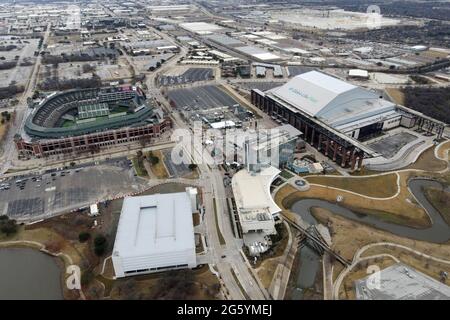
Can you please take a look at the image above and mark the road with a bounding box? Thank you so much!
[0,23,51,174]
[0,14,272,299]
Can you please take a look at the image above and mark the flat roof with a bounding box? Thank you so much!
[112,192,195,259]
[179,22,223,34]
[355,263,450,300]
[232,166,281,217]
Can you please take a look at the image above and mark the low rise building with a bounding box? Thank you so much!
[112,189,198,278]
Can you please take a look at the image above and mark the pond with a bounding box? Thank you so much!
[0,247,63,300]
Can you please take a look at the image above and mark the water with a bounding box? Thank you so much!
[289,178,450,298]
[0,248,63,300]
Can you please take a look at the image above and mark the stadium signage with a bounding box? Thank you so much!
[288,87,318,103]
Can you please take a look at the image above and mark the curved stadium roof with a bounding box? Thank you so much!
[268,71,396,127]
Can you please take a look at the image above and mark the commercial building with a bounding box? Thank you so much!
[15,86,172,158]
[251,71,445,170]
[112,189,198,278]
[232,165,280,234]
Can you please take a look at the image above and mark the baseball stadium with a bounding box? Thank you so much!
[15,85,172,158]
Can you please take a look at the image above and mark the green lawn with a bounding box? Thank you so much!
[131,157,148,177]
[280,170,294,180]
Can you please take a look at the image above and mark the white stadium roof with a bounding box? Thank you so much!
[113,193,195,260]
[267,71,396,128]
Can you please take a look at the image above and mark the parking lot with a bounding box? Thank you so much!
[367,132,418,158]
[168,85,239,110]
[159,68,214,86]
[287,66,315,77]
[0,160,147,221]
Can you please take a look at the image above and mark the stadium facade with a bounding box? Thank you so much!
[15,86,172,158]
[251,71,445,170]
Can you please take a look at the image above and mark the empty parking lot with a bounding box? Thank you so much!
[168,85,239,110]
[159,68,214,86]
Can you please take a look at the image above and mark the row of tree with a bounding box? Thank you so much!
[0,215,18,236]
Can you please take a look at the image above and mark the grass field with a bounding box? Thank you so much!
[405,145,448,171]
[213,198,226,245]
[277,171,431,229]
[146,150,168,179]
[386,87,405,105]
[0,120,10,146]
[423,187,450,226]
[436,140,450,160]
[305,173,398,198]
[131,157,148,177]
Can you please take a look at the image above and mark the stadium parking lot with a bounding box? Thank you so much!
[159,68,214,86]
[0,159,147,221]
[167,85,239,110]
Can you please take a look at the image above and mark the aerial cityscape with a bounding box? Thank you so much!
[0,0,449,304]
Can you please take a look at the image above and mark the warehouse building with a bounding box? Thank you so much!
[112,189,198,278]
[251,71,445,170]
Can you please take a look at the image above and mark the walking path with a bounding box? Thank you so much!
[332,242,450,299]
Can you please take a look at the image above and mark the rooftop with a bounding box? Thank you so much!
[112,192,195,259]
[267,71,396,127]
[232,166,281,219]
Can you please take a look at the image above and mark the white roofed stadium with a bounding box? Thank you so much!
[251,71,445,170]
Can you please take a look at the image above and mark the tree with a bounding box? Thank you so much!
[78,232,91,243]
[93,234,107,256]
[188,164,198,171]
[0,217,18,236]
[147,152,159,165]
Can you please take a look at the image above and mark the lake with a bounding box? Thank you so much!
[0,247,63,300]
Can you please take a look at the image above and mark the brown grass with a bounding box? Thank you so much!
[423,187,450,226]
[147,150,168,179]
[405,145,448,171]
[305,173,398,198]
[339,256,397,300]
[386,87,405,105]
[436,140,450,161]
[278,171,430,228]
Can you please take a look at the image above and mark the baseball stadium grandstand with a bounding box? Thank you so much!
[15,86,172,158]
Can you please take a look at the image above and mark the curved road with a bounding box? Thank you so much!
[290,178,450,243]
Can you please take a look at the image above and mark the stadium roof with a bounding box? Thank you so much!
[113,193,195,259]
[267,71,396,127]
